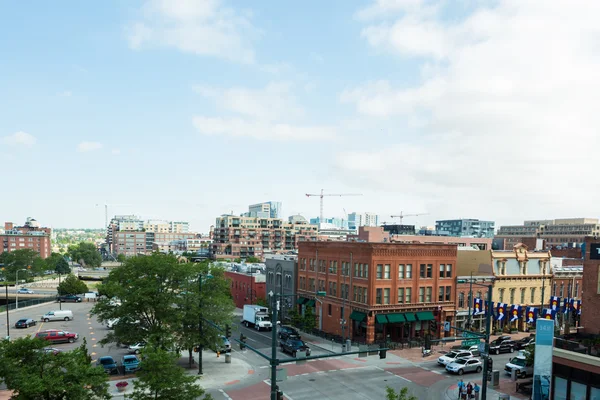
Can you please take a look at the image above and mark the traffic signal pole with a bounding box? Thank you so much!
[481,284,493,400]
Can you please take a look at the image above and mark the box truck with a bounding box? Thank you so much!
[242,305,272,331]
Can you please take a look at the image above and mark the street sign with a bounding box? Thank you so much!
[462,332,479,338]
[462,339,480,346]
[444,321,451,332]
[316,291,326,297]
[478,343,486,353]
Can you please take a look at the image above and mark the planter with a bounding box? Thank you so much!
[510,330,518,334]
[117,387,126,393]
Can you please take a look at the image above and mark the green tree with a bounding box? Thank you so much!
[244,256,261,263]
[129,347,210,400]
[67,242,102,268]
[44,252,63,272]
[288,309,302,328]
[57,274,89,295]
[0,249,38,281]
[303,306,316,331]
[116,254,126,263]
[55,257,71,275]
[0,337,110,399]
[385,386,418,400]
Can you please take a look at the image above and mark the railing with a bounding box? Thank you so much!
[0,296,56,313]
[554,337,600,357]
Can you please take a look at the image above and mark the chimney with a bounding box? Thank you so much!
[4,222,13,231]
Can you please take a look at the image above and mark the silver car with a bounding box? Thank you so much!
[445,357,483,375]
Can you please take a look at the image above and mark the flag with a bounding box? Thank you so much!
[542,308,556,320]
[496,303,506,321]
[570,299,581,315]
[577,300,582,315]
[473,298,485,315]
[562,298,571,314]
[550,296,560,311]
[510,305,521,322]
[526,307,538,323]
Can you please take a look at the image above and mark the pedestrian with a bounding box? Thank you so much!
[473,383,480,400]
[457,379,465,400]
[466,382,473,399]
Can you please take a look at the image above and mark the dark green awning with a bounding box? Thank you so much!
[296,297,307,305]
[386,313,406,323]
[404,313,417,322]
[375,314,389,324]
[415,311,435,321]
[350,310,366,322]
[305,299,316,307]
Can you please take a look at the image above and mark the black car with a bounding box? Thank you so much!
[280,338,311,357]
[489,338,516,355]
[57,294,82,303]
[15,318,36,328]
[278,325,300,341]
[516,336,535,350]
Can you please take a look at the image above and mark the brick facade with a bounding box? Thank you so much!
[582,238,600,334]
[225,271,266,309]
[1,220,51,259]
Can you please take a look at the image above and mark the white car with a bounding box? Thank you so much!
[128,342,146,354]
[438,350,476,366]
[17,288,34,294]
[106,318,119,329]
[446,358,483,375]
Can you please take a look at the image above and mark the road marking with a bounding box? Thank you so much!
[259,366,269,369]
[91,352,97,356]
[218,389,233,400]
[396,375,412,383]
[432,370,443,375]
[225,380,240,385]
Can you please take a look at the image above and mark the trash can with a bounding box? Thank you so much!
[498,394,510,400]
[491,370,500,387]
[225,353,231,364]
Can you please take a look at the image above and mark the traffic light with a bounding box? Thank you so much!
[429,320,438,331]
[225,324,231,338]
[379,349,387,359]
[240,333,247,350]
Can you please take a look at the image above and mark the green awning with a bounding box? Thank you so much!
[415,311,435,321]
[305,299,316,307]
[296,297,307,305]
[386,313,406,323]
[375,314,389,324]
[350,311,366,322]
[404,313,417,322]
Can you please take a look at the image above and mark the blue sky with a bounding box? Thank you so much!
[2,0,599,232]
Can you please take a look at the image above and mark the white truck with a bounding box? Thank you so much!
[504,351,533,379]
[242,305,272,331]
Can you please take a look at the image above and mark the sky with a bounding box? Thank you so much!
[2,0,600,232]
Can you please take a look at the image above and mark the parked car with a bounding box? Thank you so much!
[107,318,120,329]
[34,329,78,344]
[42,348,62,355]
[438,350,477,366]
[96,356,119,374]
[280,338,311,357]
[489,338,516,355]
[128,342,146,354]
[41,310,73,322]
[278,325,300,340]
[445,358,483,375]
[122,355,140,373]
[15,318,37,328]
[516,336,535,350]
[505,353,533,378]
[17,288,34,294]
[57,294,82,303]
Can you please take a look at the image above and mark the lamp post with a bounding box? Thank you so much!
[4,284,9,340]
[269,291,279,400]
[275,263,283,322]
[58,273,62,310]
[197,271,213,375]
[15,268,27,310]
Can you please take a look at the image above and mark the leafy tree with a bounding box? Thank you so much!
[129,347,210,400]
[44,252,63,272]
[288,309,303,328]
[525,343,535,365]
[245,256,261,263]
[55,257,71,275]
[303,306,317,331]
[385,386,418,400]
[57,274,89,295]
[67,242,102,268]
[0,337,110,399]
[116,254,126,263]
[0,249,38,281]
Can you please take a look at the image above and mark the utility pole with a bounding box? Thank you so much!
[198,273,204,375]
[481,284,493,400]
[4,284,9,340]
[270,292,279,400]
[467,272,473,329]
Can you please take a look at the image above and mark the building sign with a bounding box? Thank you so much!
[533,319,553,400]
[590,243,600,260]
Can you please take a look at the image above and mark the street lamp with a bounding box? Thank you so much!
[4,284,9,340]
[197,271,213,375]
[275,263,283,322]
[15,268,27,310]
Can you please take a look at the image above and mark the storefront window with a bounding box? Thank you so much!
[590,387,600,400]
[553,376,567,399]
[571,381,587,400]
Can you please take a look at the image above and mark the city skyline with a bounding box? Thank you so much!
[3,1,600,232]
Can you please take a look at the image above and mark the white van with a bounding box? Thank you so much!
[41,310,73,322]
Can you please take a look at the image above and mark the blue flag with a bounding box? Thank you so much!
[496,303,506,321]
[510,305,521,322]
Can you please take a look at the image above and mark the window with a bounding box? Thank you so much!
[439,287,444,302]
[406,264,412,278]
[446,264,452,278]
[530,288,536,303]
[377,264,383,279]
[353,285,357,302]
[510,288,515,304]
[328,304,332,316]
[398,264,405,279]
[559,283,564,298]
[384,264,390,279]
[575,282,579,297]
[420,264,426,278]
[383,288,390,304]
[520,288,525,304]
[376,288,382,304]
[405,288,411,303]
[426,287,432,302]
[553,283,557,296]
[398,288,404,304]
[419,287,425,303]
[458,292,465,308]
[445,286,451,302]
[364,264,368,278]
[427,264,432,278]
[499,289,504,303]
[354,263,359,277]
[439,264,445,278]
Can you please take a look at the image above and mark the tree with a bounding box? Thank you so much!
[57,274,89,295]
[0,249,39,281]
[44,252,64,272]
[0,337,110,399]
[244,256,261,263]
[129,347,210,400]
[55,257,71,275]
[385,386,418,400]
[303,306,317,331]
[67,242,102,268]
[288,309,303,328]
[116,254,126,263]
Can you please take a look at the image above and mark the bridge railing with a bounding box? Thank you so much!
[0,296,56,313]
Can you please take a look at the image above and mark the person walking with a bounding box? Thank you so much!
[466,382,474,399]
[457,379,465,400]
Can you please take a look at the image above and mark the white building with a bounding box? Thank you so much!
[347,212,380,230]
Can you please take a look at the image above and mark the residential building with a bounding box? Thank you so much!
[310,217,348,229]
[185,237,212,252]
[348,227,391,243]
[435,219,495,238]
[211,215,318,260]
[382,224,416,236]
[1,219,52,259]
[582,237,600,333]
[550,261,583,301]
[296,241,457,344]
[391,234,492,250]
[246,201,282,219]
[225,270,266,309]
[347,212,380,230]
[496,218,600,249]
[288,214,307,224]
[265,255,297,322]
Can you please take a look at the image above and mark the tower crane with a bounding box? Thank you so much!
[305,189,362,222]
[390,212,429,224]
[95,203,133,228]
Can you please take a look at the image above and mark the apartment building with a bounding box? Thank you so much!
[391,234,493,250]
[211,215,318,260]
[435,219,495,238]
[496,218,600,249]
[296,241,457,344]
[347,212,380,230]
[1,218,52,259]
[245,201,282,219]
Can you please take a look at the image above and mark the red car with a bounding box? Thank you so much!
[34,329,78,344]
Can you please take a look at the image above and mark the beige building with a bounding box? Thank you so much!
[496,218,600,248]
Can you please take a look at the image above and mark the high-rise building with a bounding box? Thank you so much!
[435,219,495,238]
[309,217,348,229]
[1,219,52,259]
[347,212,380,230]
[496,218,600,249]
[246,201,282,219]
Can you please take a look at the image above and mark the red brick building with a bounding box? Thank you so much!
[1,219,51,259]
[582,237,600,334]
[296,241,457,344]
[225,270,267,309]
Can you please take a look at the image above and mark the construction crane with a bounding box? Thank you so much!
[95,203,133,228]
[390,212,429,224]
[305,189,362,222]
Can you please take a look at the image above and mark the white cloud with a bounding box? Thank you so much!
[337,0,600,222]
[193,82,335,141]
[111,148,121,155]
[2,131,36,147]
[77,142,103,152]
[127,0,256,64]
